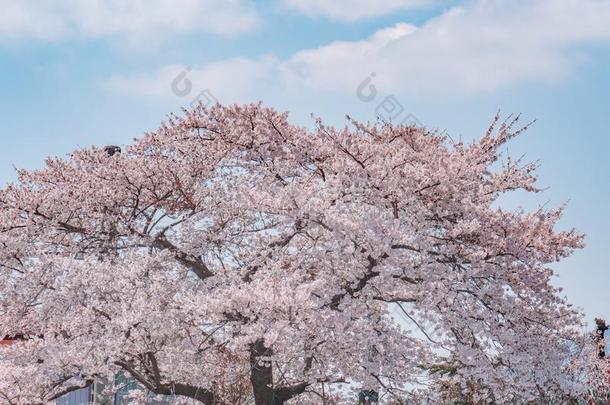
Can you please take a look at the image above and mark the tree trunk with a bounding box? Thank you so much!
[250,339,279,405]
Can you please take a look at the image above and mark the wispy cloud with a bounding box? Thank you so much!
[0,0,261,44]
[282,0,439,21]
[106,56,279,103]
[106,0,610,100]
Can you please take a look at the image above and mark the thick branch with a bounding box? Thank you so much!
[274,376,346,403]
[326,254,383,310]
[115,360,215,404]
[152,236,213,280]
[47,379,93,401]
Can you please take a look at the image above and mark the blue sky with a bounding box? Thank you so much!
[0,0,609,325]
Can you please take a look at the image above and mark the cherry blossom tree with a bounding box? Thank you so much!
[0,103,587,404]
[564,319,610,404]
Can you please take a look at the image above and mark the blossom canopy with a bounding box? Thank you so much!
[0,103,586,404]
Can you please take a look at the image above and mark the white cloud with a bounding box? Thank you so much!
[280,23,418,92]
[106,56,280,103]
[0,0,261,43]
[281,0,610,93]
[106,0,610,100]
[282,0,436,21]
